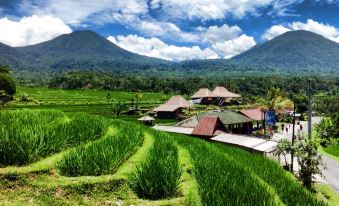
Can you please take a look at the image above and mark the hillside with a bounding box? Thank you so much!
[0,110,325,205]
[0,30,171,72]
[232,30,339,72]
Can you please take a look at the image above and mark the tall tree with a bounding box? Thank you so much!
[0,65,16,106]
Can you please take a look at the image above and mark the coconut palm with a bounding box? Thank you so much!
[257,88,293,111]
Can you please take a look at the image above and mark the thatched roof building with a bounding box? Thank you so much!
[153,95,192,119]
[191,88,217,99]
[212,86,241,98]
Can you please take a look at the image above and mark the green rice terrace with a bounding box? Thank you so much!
[0,110,326,205]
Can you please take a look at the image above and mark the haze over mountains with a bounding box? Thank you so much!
[0,29,338,76]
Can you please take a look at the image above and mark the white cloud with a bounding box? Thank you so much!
[262,25,291,40]
[19,0,148,25]
[150,0,275,19]
[198,24,242,44]
[0,15,72,47]
[262,19,339,43]
[290,19,339,42]
[212,34,256,58]
[107,34,219,61]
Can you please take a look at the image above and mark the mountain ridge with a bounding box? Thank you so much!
[0,29,338,77]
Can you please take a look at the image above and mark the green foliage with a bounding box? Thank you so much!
[0,66,16,95]
[295,136,324,190]
[316,113,339,147]
[324,144,339,158]
[58,121,144,176]
[47,71,339,100]
[0,110,108,166]
[112,101,129,116]
[274,139,293,169]
[129,131,181,200]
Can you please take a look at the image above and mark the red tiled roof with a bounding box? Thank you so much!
[192,117,225,137]
[240,109,264,121]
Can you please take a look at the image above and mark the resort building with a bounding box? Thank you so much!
[191,116,227,138]
[191,86,241,105]
[153,95,193,119]
[176,110,254,135]
[191,88,217,104]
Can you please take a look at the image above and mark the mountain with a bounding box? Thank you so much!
[0,30,171,72]
[0,30,339,78]
[232,30,339,72]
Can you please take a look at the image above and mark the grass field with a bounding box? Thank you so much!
[0,110,329,206]
[15,87,169,105]
[324,144,339,158]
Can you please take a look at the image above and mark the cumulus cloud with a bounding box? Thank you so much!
[150,0,277,19]
[262,19,339,43]
[0,15,72,47]
[262,25,291,40]
[212,34,256,58]
[107,34,218,61]
[290,19,339,42]
[19,0,148,25]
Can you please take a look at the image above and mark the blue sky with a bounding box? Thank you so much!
[0,0,339,61]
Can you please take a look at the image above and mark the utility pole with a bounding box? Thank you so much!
[307,79,312,140]
[291,102,296,172]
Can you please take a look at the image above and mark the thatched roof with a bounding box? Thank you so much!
[153,104,180,112]
[153,95,192,112]
[212,86,241,98]
[138,116,155,121]
[166,95,193,108]
[191,88,217,98]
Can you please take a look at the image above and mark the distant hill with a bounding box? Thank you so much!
[0,30,338,78]
[232,30,339,73]
[0,30,171,73]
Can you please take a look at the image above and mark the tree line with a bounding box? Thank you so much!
[48,71,338,101]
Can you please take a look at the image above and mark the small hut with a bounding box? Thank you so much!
[138,115,155,126]
[191,88,217,104]
[153,95,193,119]
[192,117,226,138]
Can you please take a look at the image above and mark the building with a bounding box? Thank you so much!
[191,86,241,105]
[239,108,264,129]
[176,110,253,134]
[138,115,155,126]
[191,88,217,104]
[153,95,193,119]
[212,86,241,99]
[192,116,226,138]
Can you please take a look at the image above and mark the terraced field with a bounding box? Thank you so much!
[0,110,326,205]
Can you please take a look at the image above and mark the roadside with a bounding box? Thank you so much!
[272,119,339,195]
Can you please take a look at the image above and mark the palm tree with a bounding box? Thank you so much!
[135,93,143,109]
[257,88,293,111]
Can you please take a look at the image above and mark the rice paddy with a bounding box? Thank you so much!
[0,109,328,205]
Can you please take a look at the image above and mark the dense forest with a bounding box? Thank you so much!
[46,71,339,99]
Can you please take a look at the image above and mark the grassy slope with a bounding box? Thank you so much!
[0,111,327,205]
[323,145,339,158]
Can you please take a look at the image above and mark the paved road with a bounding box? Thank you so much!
[322,154,339,192]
